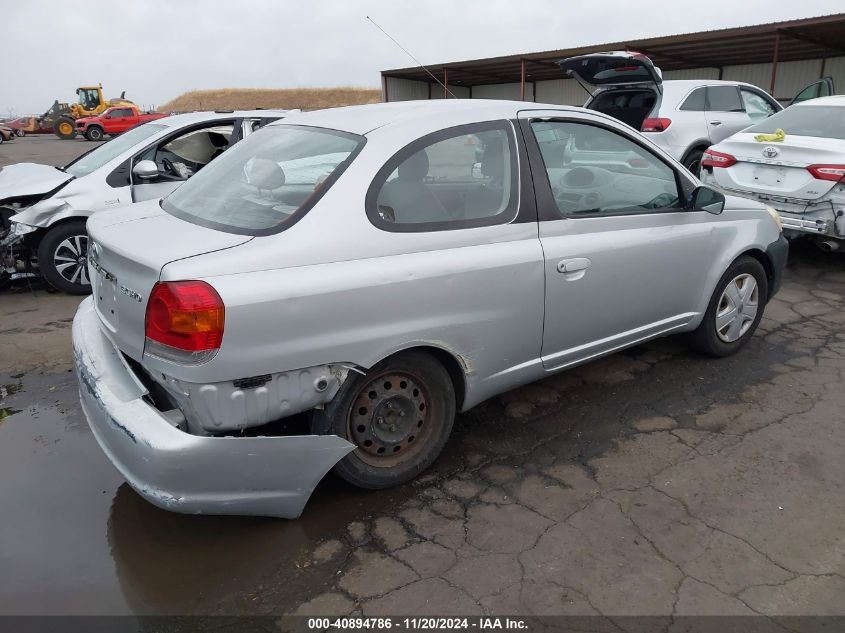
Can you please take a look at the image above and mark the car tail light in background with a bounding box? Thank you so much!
[145,281,224,363]
[641,118,672,132]
[701,149,737,168]
[806,164,845,182]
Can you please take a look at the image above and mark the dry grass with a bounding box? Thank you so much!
[158,87,382,113]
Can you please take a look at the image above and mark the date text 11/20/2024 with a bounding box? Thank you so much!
[306,618,529,630]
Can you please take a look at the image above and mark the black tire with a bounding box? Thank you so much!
[683,148,704,177]
[312,351,456,489]
[53,117,77,140]
[85,126,104,141]
[37,221,92,295]
[687,256,768,357]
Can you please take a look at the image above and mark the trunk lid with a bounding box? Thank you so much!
[0,163,73,201]
[710,133,844,201]
[557,51,663,93]
[87,200,252,361]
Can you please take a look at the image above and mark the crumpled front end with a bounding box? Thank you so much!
[72,297,355,518]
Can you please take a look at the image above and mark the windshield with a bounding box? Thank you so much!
[745,105,845,140]
[65,123,166,177]
[161,125,365,236]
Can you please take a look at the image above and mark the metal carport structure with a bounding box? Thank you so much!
[381,13,845,104]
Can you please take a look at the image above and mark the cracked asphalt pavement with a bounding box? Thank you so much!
[1,138,844,622]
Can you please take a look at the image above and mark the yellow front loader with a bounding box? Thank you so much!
[43,85,136,139]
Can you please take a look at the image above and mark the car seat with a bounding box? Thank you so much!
[377,150,450,223]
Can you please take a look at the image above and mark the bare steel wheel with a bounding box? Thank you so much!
[715,273,759,343]
[312,351,456,489]
[688,255,767,357]
[349,372,432,467]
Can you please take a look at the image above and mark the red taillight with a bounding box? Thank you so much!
[145,281,224,355]
[807,164,845,182]
[641,118,672,133]
[701,149,737,168]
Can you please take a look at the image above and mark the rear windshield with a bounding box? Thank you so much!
[562,57,655,86]
[162,125,364,235]
[745,105,845,140]
[65,123,165,177]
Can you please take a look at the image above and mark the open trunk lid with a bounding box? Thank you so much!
[0,163,73,201]
[556,51,663,93]
[86,200,252,361]
[709,133,845,201]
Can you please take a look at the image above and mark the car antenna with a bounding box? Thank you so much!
[366,15,457,99]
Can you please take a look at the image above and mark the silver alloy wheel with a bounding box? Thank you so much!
[53,234,90,286]
[715,273,758,343]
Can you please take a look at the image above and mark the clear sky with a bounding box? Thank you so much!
[3,0,842,115]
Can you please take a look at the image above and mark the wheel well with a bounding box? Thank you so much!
[384,346,467,411]
[739,248,775,301]
[681,143,709,164]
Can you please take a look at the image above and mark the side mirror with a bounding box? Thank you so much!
[103,114,111,119]
[690,185,725,215]
[132,160,159,180]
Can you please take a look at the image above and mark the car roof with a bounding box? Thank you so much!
[158,109,296,128]
[269,100,584,135]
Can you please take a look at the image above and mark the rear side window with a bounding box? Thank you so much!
[745,105,845,140]
[679,88,706,111]
[366,121,518,231]
[162,125,365,235]
[707,86,744,112]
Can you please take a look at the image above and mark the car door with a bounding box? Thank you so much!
[705,85,751,144]
[519,110,723,370]
[131,120,235,202]
[789,77,834,106]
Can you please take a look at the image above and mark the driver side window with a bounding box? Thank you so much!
[531,121,681,218]
[135,122,234,181]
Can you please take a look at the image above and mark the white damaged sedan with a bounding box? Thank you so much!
[73,100,787,518]
[699,95,845,251]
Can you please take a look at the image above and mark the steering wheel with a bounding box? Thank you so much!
[641,192,677,210]
[161,157,175,175]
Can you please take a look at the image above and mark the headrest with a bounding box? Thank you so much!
[245,158,285,190]
[208,131,230,148]
[481,139,505,182]
[398,150,429,181]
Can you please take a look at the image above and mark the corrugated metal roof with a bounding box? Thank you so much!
[382,13,845,87]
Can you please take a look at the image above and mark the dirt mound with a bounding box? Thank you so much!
[158,87,382,112]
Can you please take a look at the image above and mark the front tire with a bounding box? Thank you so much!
[85,126,104,141]
[37,221,92,295]
[15,129,25,137]
[688,256,768,357]
[312,351,456,489]
[54,117,77,140]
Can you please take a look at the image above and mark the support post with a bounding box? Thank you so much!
[520,58,526,101]
[769,31,780,95]
[444,69,449,99]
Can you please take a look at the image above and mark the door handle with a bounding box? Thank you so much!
[709,120,722,126]
[557,258,591,273]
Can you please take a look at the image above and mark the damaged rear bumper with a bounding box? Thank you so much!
[72,297,355,518]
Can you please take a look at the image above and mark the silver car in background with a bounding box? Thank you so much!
[557,51,833,173]
[700,95,845,251]
[73,100,787,519]
[0,110,293,293]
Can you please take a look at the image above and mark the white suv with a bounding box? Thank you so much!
[558,51,834,174]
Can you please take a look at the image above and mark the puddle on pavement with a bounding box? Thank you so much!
[0,370,410,616]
